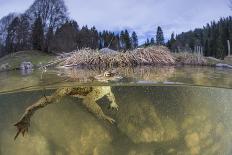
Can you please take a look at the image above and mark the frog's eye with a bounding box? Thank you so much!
[104,72,111,77]
[104,73,110,77]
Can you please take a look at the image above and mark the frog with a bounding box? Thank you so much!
[14,70,122,140]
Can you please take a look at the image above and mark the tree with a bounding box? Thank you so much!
[0,13,17,46]
[167,17,232,58]
[52,21,79,52]
[144,38,150,47]
[114,34,120,50]
[26,0,68,30]
[124,30,132,50]
[18,14,31,50]
[78,25,91,49]
[5,17,20,53]
[5,15,31,54]
[0,13,17,56]
[32,16,44,50]
[90,26,98,49]
[167,33,176,50]
[156,26,164,45]
[131,31,138,49]
[120,31,125,50]
[98,32,103,49]
[150,38,155,45]
[0,43,4,57]
[44,26,54,52]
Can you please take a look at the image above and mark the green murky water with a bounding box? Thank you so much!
[0,66,232,155]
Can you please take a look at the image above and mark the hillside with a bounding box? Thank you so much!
[0,50,54,71]
[167,17,232,59]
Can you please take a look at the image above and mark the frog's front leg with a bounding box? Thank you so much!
[106,91,119,111]
[82,96,115,124]
[99,86,119,110]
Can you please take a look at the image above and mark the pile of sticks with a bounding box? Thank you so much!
[54,46,175,68]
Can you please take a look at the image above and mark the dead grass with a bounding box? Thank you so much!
[173,52,208,65]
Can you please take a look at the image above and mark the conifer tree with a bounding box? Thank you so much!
[120,31,125,50]
[124,29,132,50]
[150,38,155,45]
[145,38,150,47]
[167,17,232,58]
[131,31,138,49]
[32,16,44,50]
[44,26,54,53]
[156,26,164,45]
[167,33,176,50]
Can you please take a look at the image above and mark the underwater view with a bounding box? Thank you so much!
[1,0,232,154]
[0,66,232,155]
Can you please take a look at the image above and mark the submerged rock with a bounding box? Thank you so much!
[117,101,165,143]
[34,99,113,155]
[1,131,51,155]
[180,101,231,155]
[0,63,11,71]
[20,61,33,70]
[116,97,179,143]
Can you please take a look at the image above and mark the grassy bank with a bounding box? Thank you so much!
[0,50,54,71]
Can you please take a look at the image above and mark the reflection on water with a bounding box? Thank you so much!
[0,86,232,155]
[20,69,33,76]
[1,66,232,94]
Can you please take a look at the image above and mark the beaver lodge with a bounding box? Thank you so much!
[48,46,175,68]
[45,45,215,68]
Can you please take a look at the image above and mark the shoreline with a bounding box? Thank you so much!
[1,46,232,72]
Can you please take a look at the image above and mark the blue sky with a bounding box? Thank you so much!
[0,0,231,44]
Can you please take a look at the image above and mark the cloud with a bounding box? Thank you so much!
[66,0,232,43]
[0,0,231,44]
[0,0,33,15]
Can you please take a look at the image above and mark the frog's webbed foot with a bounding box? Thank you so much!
[106,92,119,111]
[110,102,119,111]
[13,88,71,140]
[103,115,115,124]
[14,117,30,140]
[82,97,116,124]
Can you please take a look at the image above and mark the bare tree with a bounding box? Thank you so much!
[0,13,18,45]
[5,14,31,54]
[25,0,68,30]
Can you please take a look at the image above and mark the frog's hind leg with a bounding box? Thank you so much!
[14,88,73,140]
[82,97,115,124]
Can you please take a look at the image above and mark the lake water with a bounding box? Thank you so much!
[0,66,232,155]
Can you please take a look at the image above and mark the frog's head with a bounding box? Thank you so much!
[95,70,122,82]
[103,70,116,77]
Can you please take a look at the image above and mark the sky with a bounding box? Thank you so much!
[0,0,231,44]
